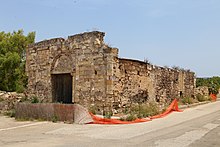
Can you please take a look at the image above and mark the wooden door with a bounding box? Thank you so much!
[52,74,72,103]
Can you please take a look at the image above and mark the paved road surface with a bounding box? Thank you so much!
[0,101,220,147]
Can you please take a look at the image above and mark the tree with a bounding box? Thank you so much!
[196,77,220,95]
[0,30,35,92]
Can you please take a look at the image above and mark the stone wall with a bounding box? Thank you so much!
[112,58,195,113]
[26,31,195,114]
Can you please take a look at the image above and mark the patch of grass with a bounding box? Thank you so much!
[16,117,33,121]
[131,102,160,118]
[180,97,194,105]
[125,114,137,121]
[51,115,58,123]
[16,117,47,122]
[121,102,160,120]
[4,109,15,118]
[103,111,113,119]
[146,102,160,116]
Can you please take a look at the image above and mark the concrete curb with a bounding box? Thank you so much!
[179,98,220,109]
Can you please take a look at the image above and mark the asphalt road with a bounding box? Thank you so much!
[0,101,220,147]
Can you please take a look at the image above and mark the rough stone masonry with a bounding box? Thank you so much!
[26,31,195,114]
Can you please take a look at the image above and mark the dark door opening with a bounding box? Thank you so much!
[180,91,183,97]
[52,74,72,103]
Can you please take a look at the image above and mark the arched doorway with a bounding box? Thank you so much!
[51,54,75,103]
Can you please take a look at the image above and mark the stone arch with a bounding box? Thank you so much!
[50,53,76,103]
[51,53,75,74]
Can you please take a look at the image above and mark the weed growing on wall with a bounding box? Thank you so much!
[31,96,39,103]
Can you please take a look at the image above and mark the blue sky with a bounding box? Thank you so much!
[1,0,220,77]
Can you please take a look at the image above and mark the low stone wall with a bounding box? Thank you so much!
[15,103,93,124]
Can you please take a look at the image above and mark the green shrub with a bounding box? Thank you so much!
[16,117,31,121]
[196,94,208,102]
[31,96,39,103]
[125,114,137,121]
[51,115,58,123]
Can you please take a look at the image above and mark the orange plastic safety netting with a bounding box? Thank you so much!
[210,94,217,101]
[88,98,182,124]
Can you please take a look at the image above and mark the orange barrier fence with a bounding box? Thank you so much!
[150,98,182,119]
[89,112,151,124]
[210,94,217,101]
[88,98,182,124]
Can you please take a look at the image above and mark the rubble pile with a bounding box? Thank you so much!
[0,91,25,112]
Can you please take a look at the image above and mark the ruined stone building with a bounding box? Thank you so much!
[26,31,195,114]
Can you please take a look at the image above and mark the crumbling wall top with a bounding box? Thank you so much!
[119,58,151,66]
[119,58,195,74]
[28,38,65,48]
[28,31,105,49]
[68,31,105,42]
